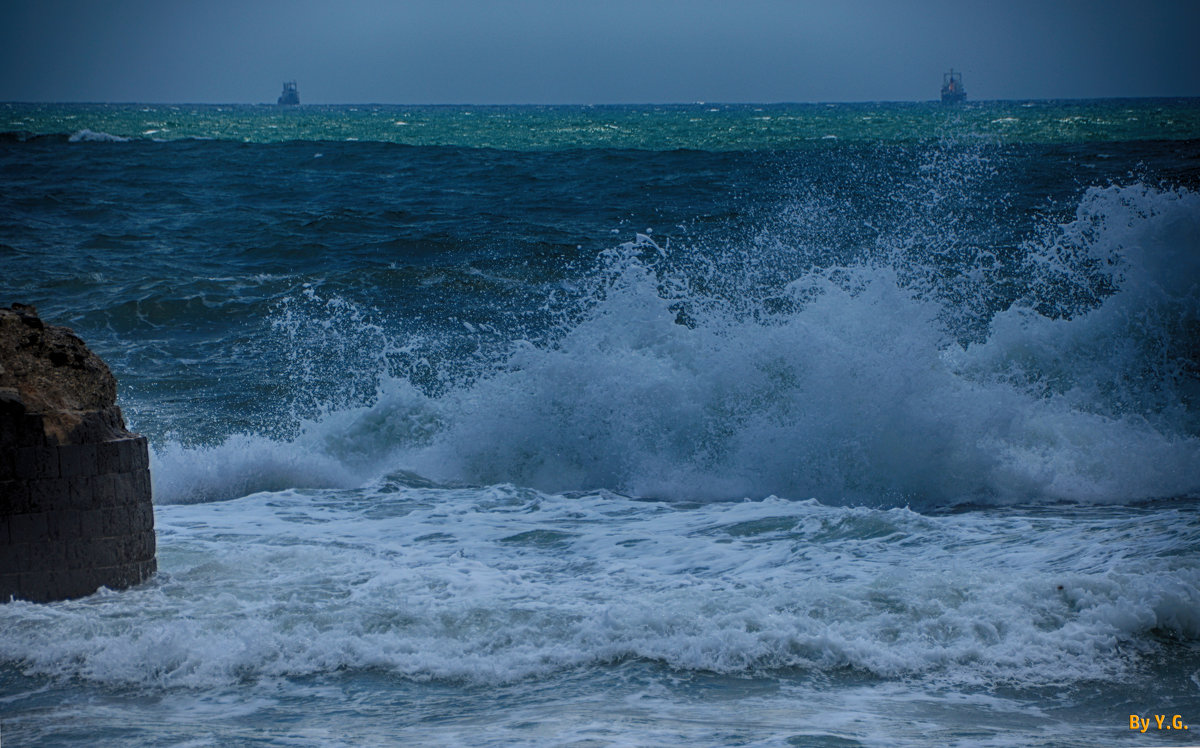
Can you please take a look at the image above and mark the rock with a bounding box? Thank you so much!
[1,303,156,603]
[0,303,129,446]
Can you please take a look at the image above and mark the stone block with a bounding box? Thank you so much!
[33,446,59,479]
[66,537,97,569]
[61,574,94,600]
[88,537,118,568]
[123,564,146,587]
[107,472,132,506]
[107,439,127,473]
[27,477,70,513]
[44,508,81,542]
[128,530,155,561]
[121,505,141,534]
[125,470,141,501]
[91,473,115,507]
[110,471,137,506]
[95,441,120,475]
[125,534,146,565]
[120,438,140,472]
[114,472,140,506]
[54,568,100,600]
[26,538,69,571]
[58,442,98,478]
[0,448,13,480]
[100,506,126,536]
[130,500,155,532]
[18,570,56,602]
[134,508,153,538]
[75,508,103,541]
[87,565,117,591]
[82,473,106,506]
[136,468,153,500]
[0,540,25,573]
[0,414,17,451]
[9,512,49,544]
[134,471,150,501]
[0,480,28,515]
[118,536,137,566]
[67,475,93,509]
[63,537,89,570]
[18,413,45,447]
[15,539,42,572]
[118,471,142,505]
[89,473,117,507]
[105,563,144,589]
[122,534,142,565]
[13,446,38,480]
[0,571,18,601]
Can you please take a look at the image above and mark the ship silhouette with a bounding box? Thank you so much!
[277,81,300,106]
[941,69,966,103]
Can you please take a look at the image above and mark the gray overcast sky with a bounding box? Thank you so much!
[2,0,1198,104]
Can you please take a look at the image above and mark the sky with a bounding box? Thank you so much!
[2,0,1199,105]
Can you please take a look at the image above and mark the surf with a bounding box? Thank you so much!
[152,179,1200,507]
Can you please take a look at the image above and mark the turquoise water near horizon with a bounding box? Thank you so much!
[6,98,1200,148]
[1,99,1199,746]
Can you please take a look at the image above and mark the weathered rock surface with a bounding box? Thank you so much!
[1,303,156,602]
[0,302,129,446]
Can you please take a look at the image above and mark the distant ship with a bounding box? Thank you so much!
[941,69,966,103]
[277,81,300,106]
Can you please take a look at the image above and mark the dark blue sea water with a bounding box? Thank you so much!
[2,101,1200,746]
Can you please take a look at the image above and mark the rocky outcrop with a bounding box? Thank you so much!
[1,303,156,602]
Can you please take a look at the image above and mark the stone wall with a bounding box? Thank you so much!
[1,304,156,603]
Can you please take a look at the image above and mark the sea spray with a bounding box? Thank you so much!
[151,182,1200,505]
[962,184,1200,428]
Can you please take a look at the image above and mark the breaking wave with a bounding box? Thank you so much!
[153,182,1200,507]
[67,129,130,143]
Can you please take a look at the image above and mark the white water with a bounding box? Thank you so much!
[2,488,1197,691]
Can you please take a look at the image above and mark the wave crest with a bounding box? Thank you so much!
[68,129,130,143]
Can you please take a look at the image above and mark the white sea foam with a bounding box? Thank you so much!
[0,489,1195,691]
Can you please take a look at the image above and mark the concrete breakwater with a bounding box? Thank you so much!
[1,303,155,602]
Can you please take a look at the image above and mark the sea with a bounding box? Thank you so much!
[1,99,1199,747]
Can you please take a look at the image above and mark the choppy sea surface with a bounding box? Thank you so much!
[2,99,1200,746]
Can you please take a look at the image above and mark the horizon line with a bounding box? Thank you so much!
[4,95,1200,108]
